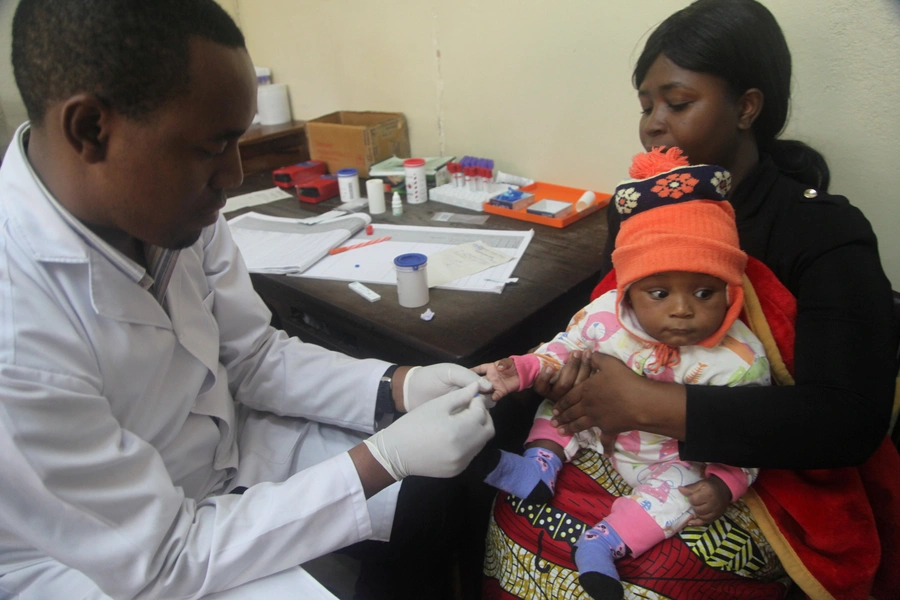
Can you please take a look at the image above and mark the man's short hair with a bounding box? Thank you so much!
[12,0,246,126]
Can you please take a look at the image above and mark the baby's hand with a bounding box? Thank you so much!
[471,358,521,401]
[679,475,731,527]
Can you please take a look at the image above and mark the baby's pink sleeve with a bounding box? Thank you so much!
[705,464,757,501]
[511,354,542,391]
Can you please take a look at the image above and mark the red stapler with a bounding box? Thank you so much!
[295,175,339,203]
[272,160,327,190]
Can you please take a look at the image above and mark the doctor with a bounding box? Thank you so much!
[0,1,495,599]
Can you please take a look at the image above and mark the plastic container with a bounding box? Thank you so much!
[392,191,403,216]
[366,178,386,214]
[337,168,360,203]
[394,253,429,308]
[404,158,428,205]
[257,83,291,125]
[482,181,611,228]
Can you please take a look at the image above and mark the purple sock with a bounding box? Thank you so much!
[575,520,627,599]
[484,447,562,502]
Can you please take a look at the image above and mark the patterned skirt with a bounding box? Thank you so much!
[483,449,793,599]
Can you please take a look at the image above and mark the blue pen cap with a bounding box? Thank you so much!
[394,253,427,270]
[337,168,358,177]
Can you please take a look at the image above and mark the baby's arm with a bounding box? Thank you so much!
[680,464,758,526]
[472,357,522,401]
[679,476,732,526]
[474,294,614,401]
[472,354,549,401]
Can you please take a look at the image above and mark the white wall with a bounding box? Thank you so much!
[232,0,900,289]
[0,0,26,154]
[2,1,896,286]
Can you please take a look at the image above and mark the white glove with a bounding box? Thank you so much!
[402,363,492,412]
[364,382,494,480]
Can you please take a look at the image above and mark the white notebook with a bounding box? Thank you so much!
[227,211,371,274]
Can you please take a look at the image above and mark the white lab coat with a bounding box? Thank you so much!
[0,124,398,599]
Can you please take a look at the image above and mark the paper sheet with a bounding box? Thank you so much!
[426,241,512,287]
[224,186,293,212]
[294,224,533,293]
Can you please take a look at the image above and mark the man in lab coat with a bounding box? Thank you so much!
[0,1,496,598]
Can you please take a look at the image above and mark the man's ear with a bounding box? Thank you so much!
[59,94,111,164]
[737,88,764,131]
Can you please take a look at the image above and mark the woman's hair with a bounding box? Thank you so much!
[633,0,830,190]
[12,0,245,127]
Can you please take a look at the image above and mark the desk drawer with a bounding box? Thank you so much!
[282,311,364,359]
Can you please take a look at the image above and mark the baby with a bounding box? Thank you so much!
[475,148,769,600]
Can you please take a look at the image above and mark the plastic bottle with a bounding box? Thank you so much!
[392,191,403,216]
[403,158,428,204]
[337,168,360,203]
[394,253,429,307]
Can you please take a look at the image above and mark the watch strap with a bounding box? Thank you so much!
[375,364,400,419]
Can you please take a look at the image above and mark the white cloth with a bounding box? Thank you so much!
[0,123,396,599]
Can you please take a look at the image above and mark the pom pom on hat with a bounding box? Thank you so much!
[628,146,689,179]
[611,147,746,349]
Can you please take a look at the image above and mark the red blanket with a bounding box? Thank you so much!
[589,258,900,600]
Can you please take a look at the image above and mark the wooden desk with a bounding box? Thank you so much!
[228,172,609,367]
[238,121,309,176]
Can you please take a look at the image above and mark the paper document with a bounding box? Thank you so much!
[224,186,293,212]
[295,224,533,293]
[228,211,371,274]
[427,241,512,287]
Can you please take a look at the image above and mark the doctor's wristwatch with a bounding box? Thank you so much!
[375,364,400,421]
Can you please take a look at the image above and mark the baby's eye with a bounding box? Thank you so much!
[695,289,714,299]
[649,290,668,299]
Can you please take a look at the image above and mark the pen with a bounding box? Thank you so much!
[329,235,392,255]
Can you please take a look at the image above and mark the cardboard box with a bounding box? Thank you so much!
[305,111,411,177]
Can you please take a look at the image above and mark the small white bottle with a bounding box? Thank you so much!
[392,191,403,216]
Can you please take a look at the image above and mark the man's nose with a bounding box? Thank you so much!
[212,144,244,191]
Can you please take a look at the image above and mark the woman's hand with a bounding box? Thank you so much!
[532,350,592,402]
[550,353,688,453]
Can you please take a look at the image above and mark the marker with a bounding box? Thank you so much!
[328,235,391,255]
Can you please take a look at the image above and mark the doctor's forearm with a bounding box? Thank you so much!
[348,444,396,498]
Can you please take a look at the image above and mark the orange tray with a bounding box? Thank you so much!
[483,182,610,228]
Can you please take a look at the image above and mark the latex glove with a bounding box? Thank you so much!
[364,383,494,480]
[402,363,492,412]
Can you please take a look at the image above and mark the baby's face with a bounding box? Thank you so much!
[626,271,728,346]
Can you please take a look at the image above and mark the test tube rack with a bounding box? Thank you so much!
[427,182,512,212]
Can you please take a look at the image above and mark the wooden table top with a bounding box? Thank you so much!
[227,172,609,366]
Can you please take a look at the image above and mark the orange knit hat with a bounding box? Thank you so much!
[611,147,746,348]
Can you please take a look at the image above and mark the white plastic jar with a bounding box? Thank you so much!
[337,168,360,202]
[394,253,429,307]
